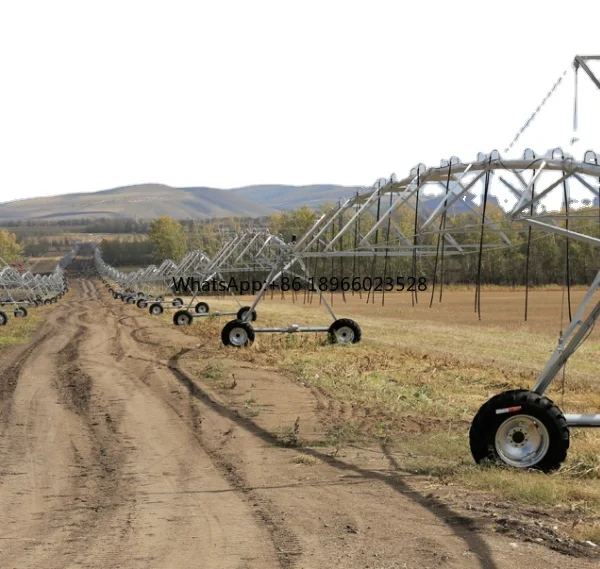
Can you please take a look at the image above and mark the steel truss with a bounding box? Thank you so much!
[93,145,600,471]
[0,248,74,325]
[214,229,363,347]
[172,229,287,326]
[94,228,363,346]
[93,231,273,318]
[288,146,599,472]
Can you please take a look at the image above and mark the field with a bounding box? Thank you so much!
[171,289,600,531]
[1,264,600,568]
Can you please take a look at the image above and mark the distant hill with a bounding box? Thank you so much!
[0,182,506,222]
[0,184,277,221]
[230,184,363,209]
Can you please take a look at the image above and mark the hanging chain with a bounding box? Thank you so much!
[504,69,568,154]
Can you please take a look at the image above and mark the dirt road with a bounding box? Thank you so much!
[0,275,597,569]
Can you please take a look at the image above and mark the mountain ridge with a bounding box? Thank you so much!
[0,182,510,221]
[0,183,362,221]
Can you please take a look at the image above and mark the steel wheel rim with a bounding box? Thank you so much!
[177,315,189,325]
[229,326,249,346]
[151,306,161,315]
[334,326,354,344]
[495,414,550,468]
[197,305,208,314]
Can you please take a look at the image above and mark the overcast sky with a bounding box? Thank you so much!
[0,0,598,203]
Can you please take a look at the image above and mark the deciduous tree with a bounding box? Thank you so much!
[0,229,24,263]
[148,216,187,263]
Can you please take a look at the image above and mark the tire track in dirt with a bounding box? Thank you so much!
[166,349,485,569]
[0,297,79,432]
[0,334,50,422]
[0,297,116,568]
[88,279,295,568]
[167,350,303,568]
[44,277,284,568]
[106,278,509,568]
[1,275,281,568]
[146,292,598,569]
[4,273,594,569]
[110,337,303,569]
[49,319,135,566]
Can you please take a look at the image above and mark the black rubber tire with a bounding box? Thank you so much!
[149,303,164,316]
[221,319,255,347]
[327,318,362,344]
[50,297,58,304]
[44,299,52,306]
[15,307,28,318]
[236,306,257,322]
[195,302,210,314]
[173,309,193,326]
[0,311,6,326]
[469,389,569,472]
[172,297,184,307]
[136,298,148,309]
[116,293,122,300]
[126,296,136,304]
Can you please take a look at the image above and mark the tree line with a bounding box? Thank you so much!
[3,205,599,287]
[121,208,600,287]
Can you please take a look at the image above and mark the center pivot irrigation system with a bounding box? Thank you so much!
[326,147,600,473]
[0,249,74,325]
[94,55,600,472]
[95,228,363,346]
[93,150,600,472]
[93,147,600,472]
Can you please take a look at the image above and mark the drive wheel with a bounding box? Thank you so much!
[137,298,148,309]
[469,389,569,472]
[15,307,28,318]
[172,297,184,307]
[149,303,164,315]
[328,318,361,344]
[221,319,255,347]
[0,311,6,326]
[195,301,210,314]
[237,306,257,322]
[173,310,193,326]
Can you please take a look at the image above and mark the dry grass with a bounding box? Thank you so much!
[158,289,600,534]
[0,304,56,349]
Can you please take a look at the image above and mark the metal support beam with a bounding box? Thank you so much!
[519,218,600,248]
[533,269,600,395]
